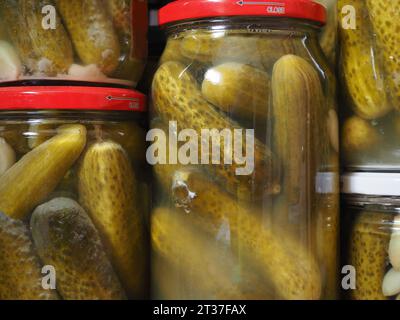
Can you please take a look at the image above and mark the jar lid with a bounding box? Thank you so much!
[0,87,146,112]
[159,0,326,26]
[342,172,400,196]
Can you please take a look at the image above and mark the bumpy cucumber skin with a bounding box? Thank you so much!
[56,0,120,75]
[338,0,391,119]
[349,211,392,300]
[31,198,126,300]
[0,212,59,300]
[366,0,400,111]
[1,0,73,76]
[0,124,87,220]
[78,141,148,299]
[152,61,280,201]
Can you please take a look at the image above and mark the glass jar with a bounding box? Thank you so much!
[150,0,339,300]
[0,87,149,300]
[338,0,400,170]
[0,0,148,87]
[342,173,400,300]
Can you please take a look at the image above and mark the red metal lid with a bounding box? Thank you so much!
[159,0,326,26]
[0,87,146,112]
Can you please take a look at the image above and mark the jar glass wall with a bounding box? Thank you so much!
[0,0,148,87]
[339,0,400,170]
[150,10,340,300]
[0,89,149,300]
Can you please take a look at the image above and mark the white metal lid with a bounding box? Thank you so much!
[342,172,400,196]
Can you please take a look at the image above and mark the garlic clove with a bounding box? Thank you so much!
[382,268,400,297]
[0,40,22,81]
[0,137,16,175]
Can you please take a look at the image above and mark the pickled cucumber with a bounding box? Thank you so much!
[1,0,73,76]
[202,63,270,122]
[31,198,126,300]
[180,31,297,71]
[152,61,280,200]
[342,116,381,156]
[56,0,120,75]
[316,0,337,66]
[272,55,327,206]
[349,211,392,300]
[106,0,145,81]
[0,124,87,220]
[152,207,251,300]
[0,212,59,300]
[338,0,391,119]
[159,38,188,65]
[100,122,147,166]
[366,0,400,110]
[154,162,321,299]
[78,141,147,298]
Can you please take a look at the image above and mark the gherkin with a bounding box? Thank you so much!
[0,0,73,76]
[0,212,59,300]
[56,0,120,75]
[30,197,126,300]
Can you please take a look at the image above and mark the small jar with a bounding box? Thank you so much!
[0,0,148,87]
[0,87,149,300]
[342,173,400,300]
[338,0,400,170]
[150,0,339,300]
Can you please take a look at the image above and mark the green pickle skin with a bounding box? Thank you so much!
[30,197,126,300]
[56,0,121,75]
[0,0,73,76]
[0,212,59,300]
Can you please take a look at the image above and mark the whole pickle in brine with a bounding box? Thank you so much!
[152,61,280,200]
[272,55,328,207]
[338,0,391,119]
[202,63,270,122]
[0,124,87,220]
[78,141,147,298]
[349,211,392,300]
[0,212,59,300]
[31,198,126,300]
[366,0,400,111]
[56,0,120,75]
[1,0,73,76]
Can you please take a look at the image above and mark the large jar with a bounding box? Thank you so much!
[342,173,400,300]
[339,0,400,170]
[150,0,339,300]
[0,87,149,300]
[0,0,148,87]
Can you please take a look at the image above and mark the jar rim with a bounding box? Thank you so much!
[0,87,146,112]
[159,0,326,27]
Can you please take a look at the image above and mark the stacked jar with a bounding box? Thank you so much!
[150,0,340,300]
[0,0,148,87]
[0,1,149,301]
[342,173,400,300]
[338,0,400,301]
[339,0,400,170]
